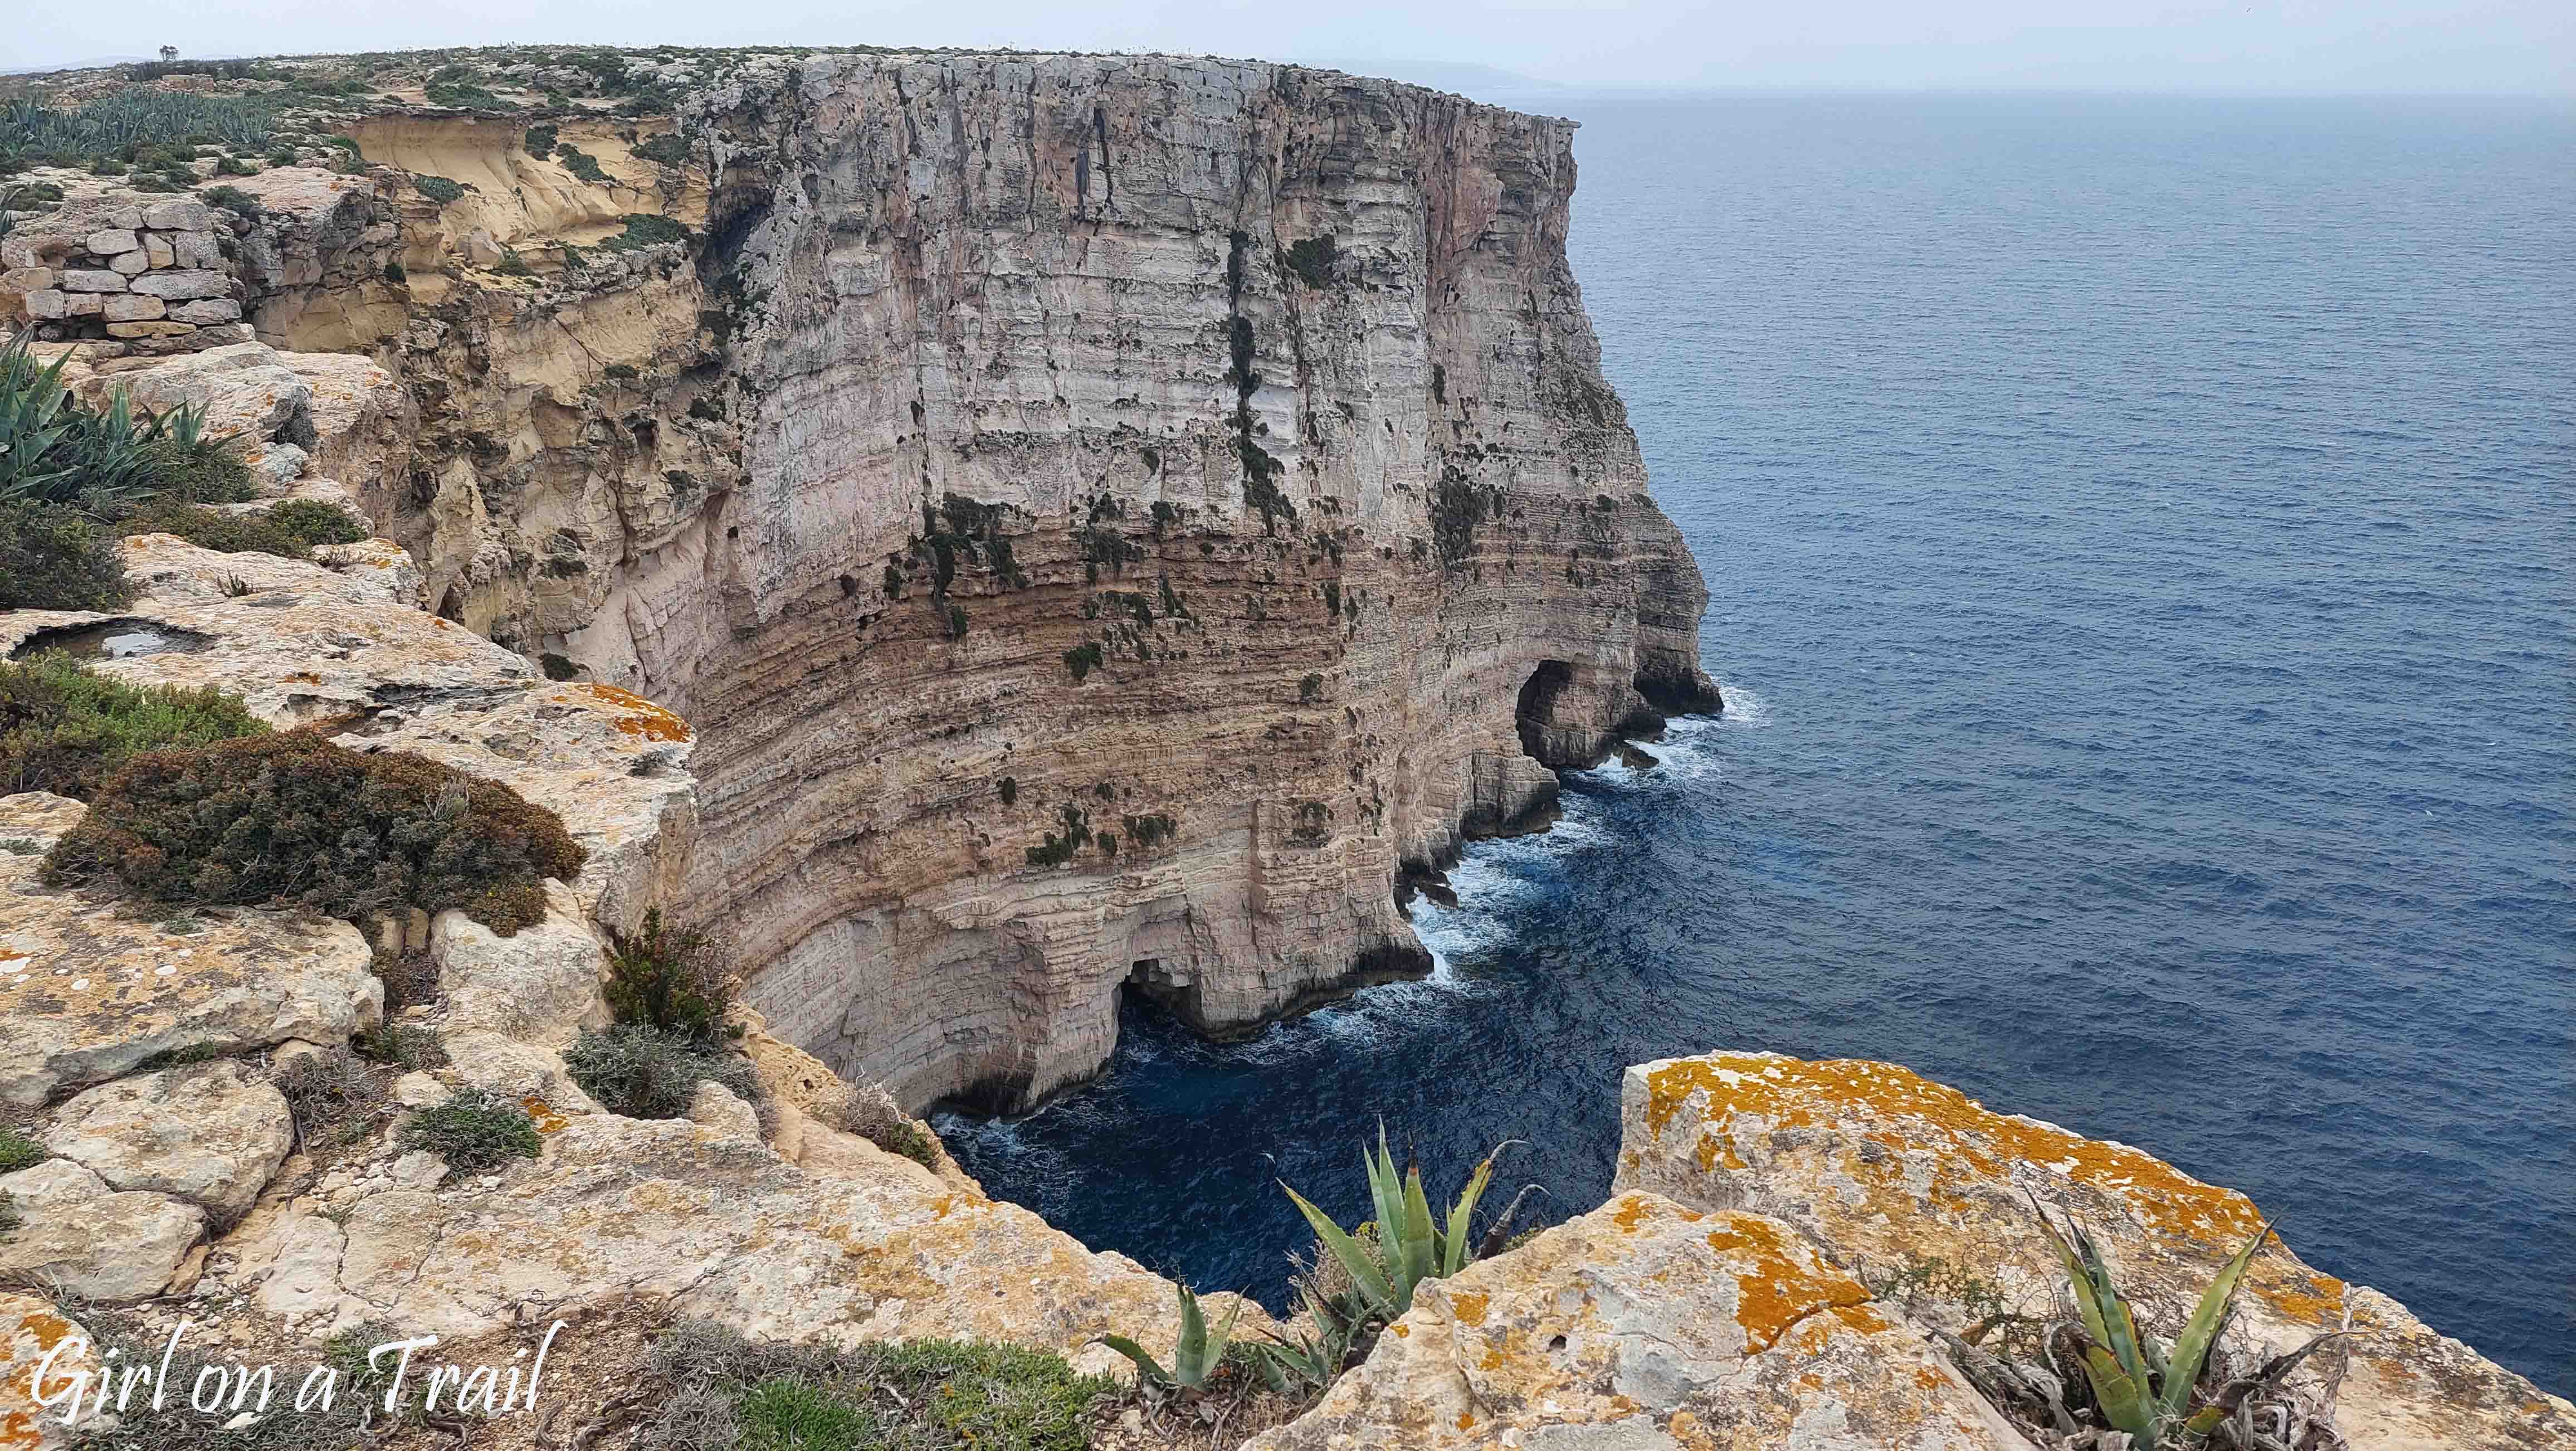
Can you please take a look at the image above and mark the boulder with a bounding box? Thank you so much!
[91,339,311,442]
[41,1060,295,1222]
[433,887,611,1045]
[687,1081,763,1141]
[0,794,382,1106]
[1615,1052,2576,1451]
[0,1160,203,1302]
[1246,1191,2014,1451]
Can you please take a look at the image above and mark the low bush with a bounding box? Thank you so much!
[399,1088,540,1171]
[413,173,467,204]
[44,728,586,934]
[274,1046,391,1148]
[599,212,690,252]
[633,1321,1112,1451]
[0,1122,45,1173]
[121,498,366,560]
[565,1023,761,1121]
[0,652,268,798]
[604,908,738,1045]
[555,144,610,183]
[0,501,133,611]
[632,132,690,166]
[819,1079,943,1171]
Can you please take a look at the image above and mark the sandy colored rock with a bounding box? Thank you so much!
[84,230,140,256]
[105,251,150,277]
[56,270,123,293]
[140,201,215,231]
[1615,1052,2576,1450]
[1,1292,96,1451]
[0,1160,204,1303]
[104,322,194,339]
[0,801,383,1106]
[144,235,175,268]
[126,268,231,300]
[41,1060,294,1222]
[686,1081,763,1140]
[99,293,163,322]
[237,1113,1265,1370]
[1248,1191,2013,1451]
[433,888,612,1045]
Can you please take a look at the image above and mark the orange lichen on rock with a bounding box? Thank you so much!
[1451,1291,1489,1327]
[1702,1213,1876,1356]
[576,683,692,742]
[1645,1054,2265,1247]
[522,1095,572,1133]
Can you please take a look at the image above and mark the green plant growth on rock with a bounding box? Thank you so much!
[601,212,691,251]
[604,908,740,1046]
[124,498,367,561]
[1024,804,1091,867]
[1948,1204,2348,1450]
[524,124,560,156]
[412,173,467,204]
[398,1088,541,1171]
[1277,1126,1505,1360]
[635,1320,1113,1451]
[274,1046,392,1148]
[0,501,133,611]
[633,132,691,166]
[1282,234,1339,287]
[555,143,611,182]
[0,1122,46,1173]
[566,1022,762,1120]
[1063,641,1105,683]
[1094,1283,1241,1395]
[1,652,268,799]
[43,728,586,935]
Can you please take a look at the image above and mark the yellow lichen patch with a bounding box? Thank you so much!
[2266,1277,2348,1327]
[1454,1412,1475,1431]
[1702,1214,1876,1356]
[1451,1291,1490,1327]
[1610,1193,1657,1233]
[11,1312,70,1353]
[577,683,692,742]
[521,1096,572,1134]
[1645,1055,2266,1247]
[1392,1323,1410,1339]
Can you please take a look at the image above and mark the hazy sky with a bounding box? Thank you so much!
[8,0,2571,95]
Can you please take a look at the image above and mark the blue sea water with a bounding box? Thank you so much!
[942,96,2576,1394]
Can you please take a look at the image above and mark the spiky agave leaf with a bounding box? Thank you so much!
[1090,1334,1173,1390]
[2159,1219,2276,1423]
[1440,1150,1500,1276]
[2079,1341,2158,1440]
[1284,1182,1398,1317]
[1171,1283,1241,1387]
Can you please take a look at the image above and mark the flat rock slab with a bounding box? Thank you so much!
[1,797,382,1108]
[240,1114,1256,1374]
[0,1160,203,1303]
[1614,1051,2576,1451]
[43,1060,294,1222]
[1246,1191,2011,1451]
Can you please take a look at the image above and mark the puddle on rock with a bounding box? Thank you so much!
[9,620,218,661]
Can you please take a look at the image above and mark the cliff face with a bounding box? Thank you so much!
[445,56,1720,1112]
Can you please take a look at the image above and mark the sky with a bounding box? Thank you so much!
[6,0,2572,95]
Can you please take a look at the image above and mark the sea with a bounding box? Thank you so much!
[941,94,2576,1394]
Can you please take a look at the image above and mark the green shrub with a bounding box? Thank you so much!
[565,1023,760,1121]
[398,1088,540,1171]
[122,497,364,559]
[632,132,690,166]
[1063,641,1104,682]
[604,908,738,1045]
[1283,234,1339,286]
[6,330,252,514]
[599,212,689,251]
[44,728,586,934]
[523,124,559,156]
[638,1322,1112,1451]
[412,174,467,204]
[1024,804,1091,868]
[1,652,268,799]
[200,183,261,217]
[0,89,277,165]
[0,501,133,611]
[555,144,609,183]
[495,247,534,276]
[0,1188,16,1238]
[0,1122,45,1173]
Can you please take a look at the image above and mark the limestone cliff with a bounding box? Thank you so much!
[349,55,1716,1111]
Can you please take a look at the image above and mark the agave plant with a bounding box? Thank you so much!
[0,331,81,503]
[1283,1126,1502,1325]
[1093,1282,1240,1395]
[2023,1200,2347,1449]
